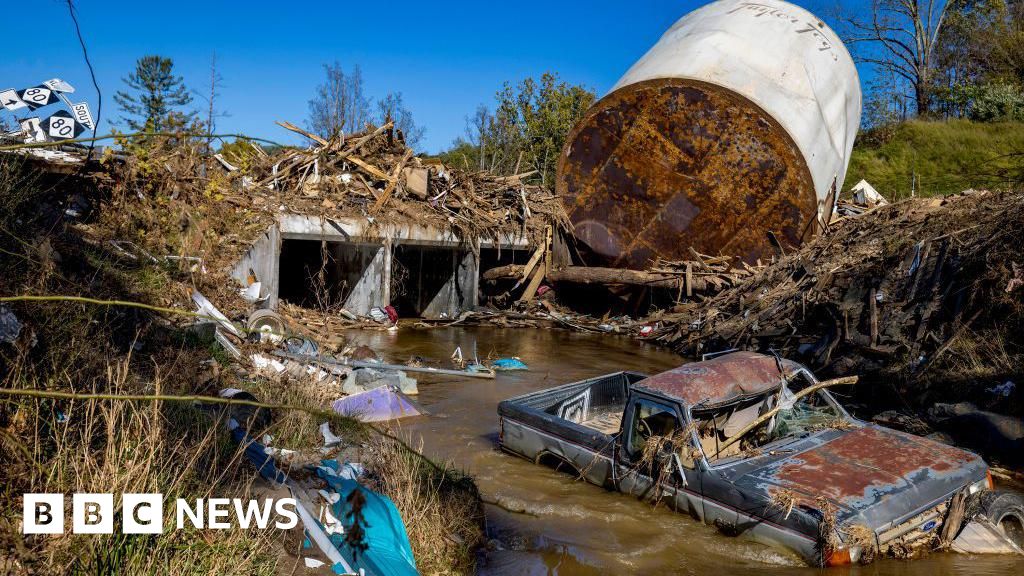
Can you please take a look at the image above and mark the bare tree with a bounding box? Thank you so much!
[193,52,228,152]
[465,105,491,170]
[376,91,425,148]
[838,0,952,116]
[307,63,370,139]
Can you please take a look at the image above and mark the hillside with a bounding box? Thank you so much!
[846,120,1024,198]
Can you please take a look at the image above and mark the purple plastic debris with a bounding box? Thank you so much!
[332,386,422,423]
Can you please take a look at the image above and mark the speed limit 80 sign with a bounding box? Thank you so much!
[43,111,85,140]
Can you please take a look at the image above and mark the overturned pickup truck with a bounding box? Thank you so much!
[497,352,1024,566]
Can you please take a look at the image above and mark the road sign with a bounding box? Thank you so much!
[69,101,94,130]
[43,111,84,140]
[18,86,58,109]
[19,117,48,143]
[0,88,27,111]
[42,78,75,93]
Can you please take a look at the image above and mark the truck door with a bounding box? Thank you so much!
[616,396,702,515]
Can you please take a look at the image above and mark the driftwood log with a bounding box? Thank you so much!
[548,266,713,291]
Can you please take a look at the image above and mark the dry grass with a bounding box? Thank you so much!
[0,357,283,575]
[362,433,485,575]
[841,523,878,562]
[814,495,840,564]
[766,489,799,520]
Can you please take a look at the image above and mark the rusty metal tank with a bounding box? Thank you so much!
[557,0,861,268]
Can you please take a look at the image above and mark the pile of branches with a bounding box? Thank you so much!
[241,121,569,244]
[648,189,1024,405]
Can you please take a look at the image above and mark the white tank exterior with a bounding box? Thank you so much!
[614,0,861,213]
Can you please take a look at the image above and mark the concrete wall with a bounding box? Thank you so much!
[230,224,280,310]
[233,215,527,318]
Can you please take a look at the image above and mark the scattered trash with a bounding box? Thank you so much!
[345,368,418,396]
[240,281,267,304]
[369,307,390,323]
[320,422,342,450]
[491,357,528,371]
[247,309,285,343]
[303,558,325,569]
[191,289,242,338]
[0,305,21,344]
[451,346,464,368]
[1008,262,1023,293]
[315,459,418,576]
[850,179,888,207]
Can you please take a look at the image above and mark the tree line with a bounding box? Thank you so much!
[840,0,1024,132]
[113,54,595,188]
[112,57,425,149]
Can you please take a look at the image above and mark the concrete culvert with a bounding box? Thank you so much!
[557,0,861,268]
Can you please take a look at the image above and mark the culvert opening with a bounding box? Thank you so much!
[278,239,382,309]
[390,244,466,318]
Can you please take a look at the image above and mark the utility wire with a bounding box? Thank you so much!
[66,0,101,155]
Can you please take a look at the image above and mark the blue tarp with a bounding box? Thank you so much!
[491,357,528,371]
[316,460,418,576]
[230,422,418,576]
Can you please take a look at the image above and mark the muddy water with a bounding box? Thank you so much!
[345,327,1024,576]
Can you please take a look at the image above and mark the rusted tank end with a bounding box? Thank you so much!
[557,78,818,268]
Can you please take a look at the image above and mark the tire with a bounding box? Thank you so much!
[974,490,1024,550]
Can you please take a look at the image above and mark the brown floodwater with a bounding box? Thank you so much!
[345,326,1024,576]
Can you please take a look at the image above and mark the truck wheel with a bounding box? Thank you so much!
[974,490,1024,549]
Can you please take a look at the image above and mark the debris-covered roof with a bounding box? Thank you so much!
[634,351,800,408]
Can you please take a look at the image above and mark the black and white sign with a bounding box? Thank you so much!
[68,101,94,130]
[43,111,84,140]
[0,89,27,111]
[18,86,59,109]
[19,117,48,143]
[42,78,75,93]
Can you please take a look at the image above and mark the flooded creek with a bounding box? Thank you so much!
[345,327,1024,576]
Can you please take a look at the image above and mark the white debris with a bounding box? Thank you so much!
[851,179,888,207]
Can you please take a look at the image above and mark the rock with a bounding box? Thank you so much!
[929,402,1024,467]
[350,345,379,361]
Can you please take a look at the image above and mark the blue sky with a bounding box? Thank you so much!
[3,0,850,154]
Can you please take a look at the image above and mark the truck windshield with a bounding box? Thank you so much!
[769,388,844,442]
[695,370,850,462]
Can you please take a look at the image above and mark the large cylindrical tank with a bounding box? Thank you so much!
[557,0,861,268]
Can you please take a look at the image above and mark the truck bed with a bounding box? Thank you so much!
[498,371,647,471]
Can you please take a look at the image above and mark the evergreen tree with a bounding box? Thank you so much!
[114,55,194,132]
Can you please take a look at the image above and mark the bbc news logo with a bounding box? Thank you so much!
[23,494,299,534]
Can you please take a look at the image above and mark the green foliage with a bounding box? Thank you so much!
[437,73,595,186]
[219,137,263,172]
[931,0,1024,119]
[954,81,1024,121]
[847,119,1024,198]
[115,55,195,133]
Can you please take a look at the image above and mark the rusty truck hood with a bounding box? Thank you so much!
[732,425,986,528]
